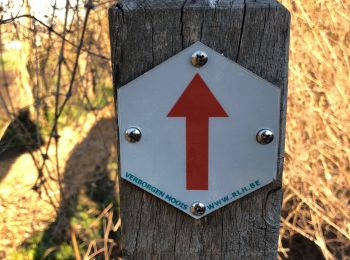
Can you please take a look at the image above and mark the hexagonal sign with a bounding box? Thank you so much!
[117,42,280,219]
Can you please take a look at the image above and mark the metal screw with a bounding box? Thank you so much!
[256,129,274,144]
[190,202,206,216]
[191,51,208,67]
[125,127,142,143]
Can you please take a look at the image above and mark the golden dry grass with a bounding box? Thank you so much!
[278,0,350,258]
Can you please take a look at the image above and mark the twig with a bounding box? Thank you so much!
[0,14,109,60]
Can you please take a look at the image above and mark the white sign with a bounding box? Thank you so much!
[118,42,280,219]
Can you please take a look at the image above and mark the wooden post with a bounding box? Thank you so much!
[109,0,290,259]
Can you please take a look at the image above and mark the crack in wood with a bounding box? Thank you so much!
[235,0,246,62]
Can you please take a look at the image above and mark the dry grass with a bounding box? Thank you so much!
[278,0,350,258]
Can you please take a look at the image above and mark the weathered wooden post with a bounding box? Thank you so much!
[109,0,290,259]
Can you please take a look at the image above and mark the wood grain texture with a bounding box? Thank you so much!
[109,0,290,259]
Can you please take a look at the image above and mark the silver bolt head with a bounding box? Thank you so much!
[125,127,142,143]
[190,202,206,216]
[256,129,274,144]
[191,51,208,67]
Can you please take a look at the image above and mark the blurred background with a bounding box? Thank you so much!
[0,0,349,259]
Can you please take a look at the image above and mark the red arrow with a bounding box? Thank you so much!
[167,73,228,190]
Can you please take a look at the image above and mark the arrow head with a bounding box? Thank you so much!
[167,73,228,118]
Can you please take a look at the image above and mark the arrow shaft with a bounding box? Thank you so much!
[186,117,209,190]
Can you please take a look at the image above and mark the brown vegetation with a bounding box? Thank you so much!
[279,0,350,258]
